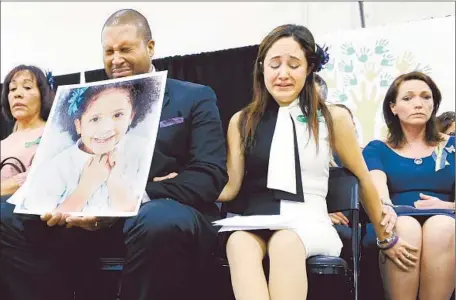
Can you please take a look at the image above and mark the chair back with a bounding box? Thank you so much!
[327,167,360,213]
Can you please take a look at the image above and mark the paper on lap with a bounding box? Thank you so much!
[213,215,295,232]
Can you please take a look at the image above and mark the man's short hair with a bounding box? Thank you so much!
[314,73,328,101]
[102,9,152,44]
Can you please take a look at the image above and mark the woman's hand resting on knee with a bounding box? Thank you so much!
[379,234,419,272]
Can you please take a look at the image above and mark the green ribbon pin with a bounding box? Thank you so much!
[297,110,324,123]
[24,136,42,148]
[297,115,307,123]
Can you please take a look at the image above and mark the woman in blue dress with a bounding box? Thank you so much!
[363,71,455,300]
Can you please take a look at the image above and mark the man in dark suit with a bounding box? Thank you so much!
[0,9,227,300]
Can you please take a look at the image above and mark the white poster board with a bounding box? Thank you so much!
[10,71,167,217]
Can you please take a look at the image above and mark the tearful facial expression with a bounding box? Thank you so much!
[263,37,309,106]
[102,24,154,78]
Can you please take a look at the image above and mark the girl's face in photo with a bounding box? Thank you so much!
[75,88,134,154]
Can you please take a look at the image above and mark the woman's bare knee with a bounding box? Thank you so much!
[226,230,267,259]
[267,230,306,257]
[419,215,455,300]
[395,216,422,248]
[267,230,308,300]
[378,218,423,300]
[422,215,455,250]
[380,216,422,274]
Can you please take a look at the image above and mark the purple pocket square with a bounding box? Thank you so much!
[160,117,184,128]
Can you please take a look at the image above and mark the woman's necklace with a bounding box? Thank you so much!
[413,157,423,165]
[406,140,425,165]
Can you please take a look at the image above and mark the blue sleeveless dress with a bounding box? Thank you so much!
[363,136,455,219]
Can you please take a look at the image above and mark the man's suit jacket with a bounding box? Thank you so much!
[145,78,228,218]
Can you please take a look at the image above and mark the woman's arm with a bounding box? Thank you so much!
[0,178,20,196]
[370,170,392,204]
[329,106,389,240]
[218,111,245,202]
[368,169,398,233]
[1,162,31,196]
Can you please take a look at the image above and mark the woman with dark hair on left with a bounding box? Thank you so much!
[0,65,54,198]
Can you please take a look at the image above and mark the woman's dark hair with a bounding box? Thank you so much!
[240,24,333,152]
[436,111,455,133]
[383,71,443,148]
[57,78,159,141]
[1,65,54,122]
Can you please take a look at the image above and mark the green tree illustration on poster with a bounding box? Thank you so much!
[320,39,432,145]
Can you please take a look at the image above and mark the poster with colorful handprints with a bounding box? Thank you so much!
[316,16,455,146]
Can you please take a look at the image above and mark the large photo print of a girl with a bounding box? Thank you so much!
[12,72,167,217]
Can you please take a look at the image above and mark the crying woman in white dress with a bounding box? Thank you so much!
[216,24,418,300]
